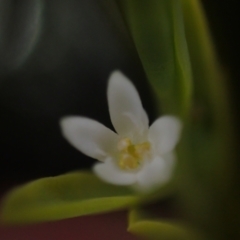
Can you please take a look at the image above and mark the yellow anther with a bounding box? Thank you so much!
[118,154,140,170]
[117,138,151,170]
[134,142,151,158]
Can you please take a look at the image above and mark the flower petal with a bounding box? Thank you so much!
[60,117,118,161]
[136,154,175,191]
[107,71,149,140]
[93,159,137,185]
[148,116,182,155]
[161,151,176,170]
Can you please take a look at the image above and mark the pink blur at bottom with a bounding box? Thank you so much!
[0,211,137,240]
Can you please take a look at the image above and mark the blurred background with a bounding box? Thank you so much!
[0,0,239,185]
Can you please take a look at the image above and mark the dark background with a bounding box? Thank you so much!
[0,0,239,184]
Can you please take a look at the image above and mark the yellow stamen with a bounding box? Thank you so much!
[117,138,151,170]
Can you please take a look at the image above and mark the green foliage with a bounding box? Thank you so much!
[117,0,192,117]
[119,0,238,239]
[128,209,203,240]
[0,169,175,224]
[1,172,138,224]
[178,1,237,238]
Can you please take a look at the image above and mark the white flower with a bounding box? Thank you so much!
[60,71,182,192]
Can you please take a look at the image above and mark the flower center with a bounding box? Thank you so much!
[117,138,151,170]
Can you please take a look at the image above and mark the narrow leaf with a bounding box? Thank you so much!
[117,0,192,116]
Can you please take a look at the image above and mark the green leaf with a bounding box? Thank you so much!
[177,0,238,238]
[180,0,234,184]
[128,209,204,240]
[0,171,138,224]
[0,171,176,225]
[117,0,192,117]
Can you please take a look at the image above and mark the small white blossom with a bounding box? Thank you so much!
[60,71,182,192]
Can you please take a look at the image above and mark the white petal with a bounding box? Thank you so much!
[162,151,176,170]
[107,71,149,140]
[136,155,175,191]
[60,117,118,161]
[93,159,137,185]
[148,116,182,155]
